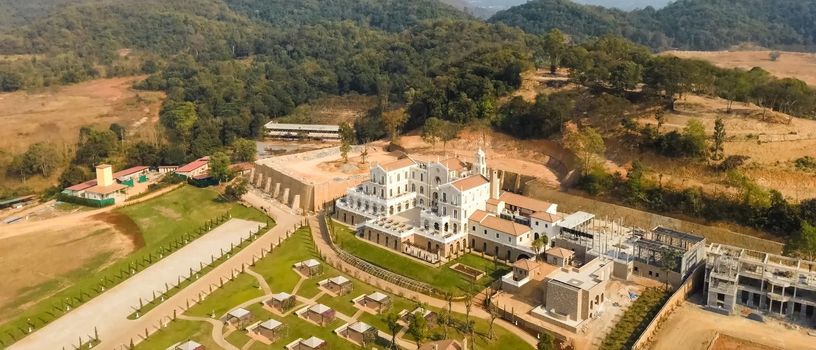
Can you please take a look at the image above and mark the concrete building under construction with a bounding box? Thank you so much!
[705,243,816,325]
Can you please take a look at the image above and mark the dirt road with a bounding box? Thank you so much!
[650,301,816,350]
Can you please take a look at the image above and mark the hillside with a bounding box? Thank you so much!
[490,0,816,51]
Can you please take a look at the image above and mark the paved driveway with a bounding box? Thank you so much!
[10,218,268,350]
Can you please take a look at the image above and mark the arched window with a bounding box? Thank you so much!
[420,186,425,194]
[412,184,416,192]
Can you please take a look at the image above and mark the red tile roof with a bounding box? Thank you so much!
[439,158,467,172]
[469,210,531,237]
[531,211,565,223]
[176,157,209,173]
[380,157,415,171]
[450,175,488,192]
[499,192,553,213]
[546,247,574,259]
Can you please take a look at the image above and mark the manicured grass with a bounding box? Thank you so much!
[185,274,264,318]
[252,226,318,293]
[600,288,669,350]
[333,221,510,296]
[143,227,531,350]
[135,320,217,350]
[0,186,270,347]
[225,329,252,348]
[118,185,269,248]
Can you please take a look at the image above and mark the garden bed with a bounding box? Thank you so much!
[449,263,486,281]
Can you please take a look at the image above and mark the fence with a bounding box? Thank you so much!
[122,219,306,349]
[0,210,239,348]
[631,264,706,350]
[127,222,270,319]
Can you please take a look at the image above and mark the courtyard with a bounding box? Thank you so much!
[332,220,510,296]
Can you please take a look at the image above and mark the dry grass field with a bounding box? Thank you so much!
[621,94,816,201]
[663,50,816,86]
[0,76,164,153]
[276,93,377,125]
[0,76,164,192]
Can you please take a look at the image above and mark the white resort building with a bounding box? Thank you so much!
[334,148,564,264]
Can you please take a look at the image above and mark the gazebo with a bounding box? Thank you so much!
[305,304,336,326]
[325,276,353,296]
[294,259,322,277]
[267,292,297,312]
[253,319,285,342]
[363,292,391,313]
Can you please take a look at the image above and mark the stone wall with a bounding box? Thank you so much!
[252,163,314,212]
[631,264,706,350]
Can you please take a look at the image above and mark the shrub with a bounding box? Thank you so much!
[795,156,816,171]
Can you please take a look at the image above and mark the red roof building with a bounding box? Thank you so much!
[176,157,210,178]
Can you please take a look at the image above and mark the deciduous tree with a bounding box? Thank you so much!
[711,117,726,161]
[563,126,605,176]
[382,109,408,144]
[339,122,355,163]
[209,152,231,184]
[230,138,257,162]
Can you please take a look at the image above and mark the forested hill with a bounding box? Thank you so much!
[225,0,467,31]
[489,0,816,51]
[0,0,465,58]
[0,0,471,89]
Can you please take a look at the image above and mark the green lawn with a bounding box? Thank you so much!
[225,329,252,348]
[186,274,264,318]
[146,226,531,350]
[333,220,510,296]
[0,185,270,348]
[135,320,217,350]
[252,227,318,293]
[118,185,270,248]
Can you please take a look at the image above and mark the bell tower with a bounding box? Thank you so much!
[474,148,487,177]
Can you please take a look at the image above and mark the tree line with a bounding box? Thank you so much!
[490,0,816,51]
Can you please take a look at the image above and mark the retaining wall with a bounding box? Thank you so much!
[631,264,706,350]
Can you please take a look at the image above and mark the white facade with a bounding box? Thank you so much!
[335,148,568,263]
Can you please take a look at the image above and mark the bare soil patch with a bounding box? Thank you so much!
[399,127,567,187]
[0,219,135,322]
[663,50,816,86]
[276,93,377,125]
[710,334,782,350]
[650,300,815,350]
